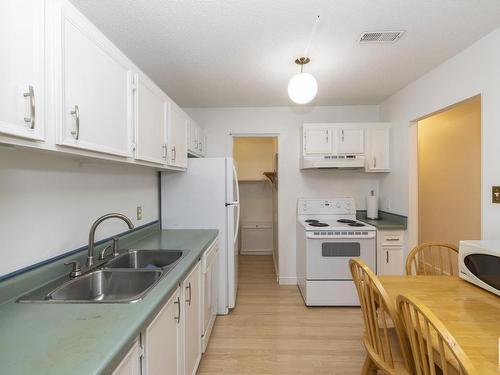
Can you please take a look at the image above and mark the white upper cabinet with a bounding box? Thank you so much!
[365,126,391,172]
[167,102,188,169]
[338,127,364,155]
[187,119,199,154]
[303,125,333,155]
[53,1,133,157]
[187,119,206,157]
[134,73,167,165]
[0,0,45,141]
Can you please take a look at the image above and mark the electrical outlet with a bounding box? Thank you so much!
[136,206,143,221]
[492,187,500,204]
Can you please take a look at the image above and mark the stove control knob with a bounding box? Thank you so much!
[335,202,341,208]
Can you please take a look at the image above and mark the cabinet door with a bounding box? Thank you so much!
[112,339,141,375]
[167,103,188,168]
[145,288,181,375]
[55,2,133,156]
[366,127,390,172]
[202,241,218,352]
[380,247,403,275]
[135,74,167,164]
[0,0,44,141]
[187,119,199,154]
[183,261,202,375]
[303,126,332,155]
[200,131,207,157]
[338,128,364,154]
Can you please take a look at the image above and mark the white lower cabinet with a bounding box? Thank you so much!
[145,288,181,375]
[201,240,219,352]
[112,339,141,375]
[113,258,207,375]
[379,247,403,275]
[183,261,202,375]
[377,230,404,275]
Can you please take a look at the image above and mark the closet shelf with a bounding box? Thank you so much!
[263,172,277,185]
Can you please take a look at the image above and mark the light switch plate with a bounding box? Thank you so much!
[137,206,143,220]
[492,187,500,204]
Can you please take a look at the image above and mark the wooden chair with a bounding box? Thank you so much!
[349,258,414,375]
[406,242,459,276]
[397,294,476,375]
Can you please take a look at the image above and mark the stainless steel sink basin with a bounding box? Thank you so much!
[17,250,189,304]
[46,270,162,303]
[105,250,185,270]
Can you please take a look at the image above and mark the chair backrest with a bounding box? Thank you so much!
[349,258,413,374]
[397,294,476,375]
[406,242,459,276]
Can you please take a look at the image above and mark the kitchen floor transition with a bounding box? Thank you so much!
[197,256,365,374]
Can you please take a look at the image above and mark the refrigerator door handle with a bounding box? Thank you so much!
[234,203,240,245]
[232,163,240,203]
[231,163,241,245]
[225,202,239,207]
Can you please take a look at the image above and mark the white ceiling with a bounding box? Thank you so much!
[70,0,500,107]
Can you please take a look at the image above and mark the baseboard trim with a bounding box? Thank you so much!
[279,276,297,285]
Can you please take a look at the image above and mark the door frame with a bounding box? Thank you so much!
[230,132,281,281]
[408,95,483,249]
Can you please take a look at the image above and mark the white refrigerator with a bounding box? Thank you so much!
[161,157,240,314]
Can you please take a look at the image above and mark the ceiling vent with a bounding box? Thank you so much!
[359,31,405,44]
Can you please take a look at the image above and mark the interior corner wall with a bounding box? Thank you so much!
[185,105,381,283]
[379,26,500,241]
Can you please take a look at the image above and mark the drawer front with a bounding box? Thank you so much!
[381,231,403,246]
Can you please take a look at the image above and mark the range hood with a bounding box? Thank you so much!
[300,154,365,169]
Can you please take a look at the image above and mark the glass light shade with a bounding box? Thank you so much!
[287,72,318,104]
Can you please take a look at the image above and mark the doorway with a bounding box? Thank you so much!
[232,136,279,277]
[416,96,481,246]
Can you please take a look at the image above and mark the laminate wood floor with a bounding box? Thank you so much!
[197,256,366,375]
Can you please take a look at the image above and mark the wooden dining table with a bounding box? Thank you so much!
[378,275,500,374]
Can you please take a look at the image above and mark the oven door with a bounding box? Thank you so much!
[306,237,376,280]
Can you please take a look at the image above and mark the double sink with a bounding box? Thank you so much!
[19,249,187,303]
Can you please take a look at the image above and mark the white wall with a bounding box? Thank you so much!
[379,26,500,242]
[186,106,381,283]
[0,148,159,277]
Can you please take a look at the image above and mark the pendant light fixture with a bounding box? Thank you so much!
[288,57,318,104]
[288,16,320,104]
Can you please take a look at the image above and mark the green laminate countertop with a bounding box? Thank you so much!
[0,228,218,375]
[356,211,407,230]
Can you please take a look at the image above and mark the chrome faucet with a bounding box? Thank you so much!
[87,213,134,266]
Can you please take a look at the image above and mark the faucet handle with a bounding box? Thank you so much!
[64,260,82,278]
[111,236,120,257]
[99,245,113,260]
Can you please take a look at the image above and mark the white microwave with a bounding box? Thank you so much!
[459,240,500,297]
